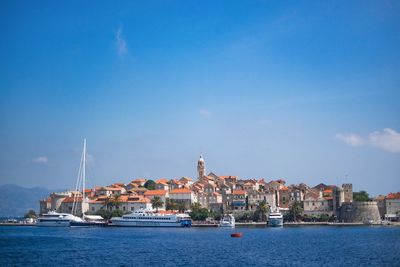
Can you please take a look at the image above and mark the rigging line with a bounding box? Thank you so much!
[72,144,85,216]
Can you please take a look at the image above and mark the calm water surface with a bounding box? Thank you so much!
[1,226,399,266]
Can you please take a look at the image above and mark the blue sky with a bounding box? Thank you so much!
[0,1,399,195]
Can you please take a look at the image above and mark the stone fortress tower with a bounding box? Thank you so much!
[342,183,353,203]
[197,155,206,179]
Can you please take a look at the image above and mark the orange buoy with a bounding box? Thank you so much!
[230,233,242,238]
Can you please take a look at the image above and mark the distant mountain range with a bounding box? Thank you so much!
[0,184,56,217]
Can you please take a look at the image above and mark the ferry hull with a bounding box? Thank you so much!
[36,220,71,227]
[110,219,191,227]
[70,221,108,227]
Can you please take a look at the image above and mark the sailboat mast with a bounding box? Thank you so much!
[82,138,86,216]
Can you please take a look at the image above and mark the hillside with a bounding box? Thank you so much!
[0,184,54,217]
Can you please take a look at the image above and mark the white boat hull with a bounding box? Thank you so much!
[36,220,71,227]
[268,218,283,227]
[219,223,234,227]
[110,219,189,227]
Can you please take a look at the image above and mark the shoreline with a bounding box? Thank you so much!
[1,221,399,227]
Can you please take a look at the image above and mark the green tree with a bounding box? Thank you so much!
[289,201,303,222]
[319,214,330,222]
[177,202,187,213]
[111,209,124,218]
[189,203,210,221]
[144,180,156,190]
[24,209,37,219]
[151,196,164,213]
[95,209,112,220]
[112,194,121,210]
[353,191,370,202]
[103,197,113,211]
[256,200,269,222]
[166,199,178,211]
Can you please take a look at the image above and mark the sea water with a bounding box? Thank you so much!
[0,226,399,266]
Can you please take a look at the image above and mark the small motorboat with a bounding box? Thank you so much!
[220,214,235,227]
[230,233,242,238]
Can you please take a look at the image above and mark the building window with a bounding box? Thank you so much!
[91,207,95,211]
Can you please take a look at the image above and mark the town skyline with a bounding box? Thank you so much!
[1,2,399,196]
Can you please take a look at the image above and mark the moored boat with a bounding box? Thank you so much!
[36,139,105,227]
[268,207,283,227]
[37,211,84,227]
[219,214,235,227]
[70,215,108,227]
[110,209,192,227]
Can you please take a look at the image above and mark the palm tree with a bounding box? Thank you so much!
[256,200,269,222]
[103,197,113,211]
[112,194,121,210]
[289,201,303,222]
[166,199,178,211]
[151,196,164,213]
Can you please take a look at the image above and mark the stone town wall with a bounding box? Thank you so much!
[338,201,381,223]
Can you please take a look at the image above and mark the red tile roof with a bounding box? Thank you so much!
[62,197,82,203]
[156,179,169,184]
[219,175,237,179]
[387,193,400,199]
[144,190,168,196]
[232,190,246,195]
[170,188,192,194]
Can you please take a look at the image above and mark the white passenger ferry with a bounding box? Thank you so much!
[110,209,192,227]
[36,211,84,227]
[268,207,283,227]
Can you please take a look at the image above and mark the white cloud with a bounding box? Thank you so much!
[32,156,48,164]
[335,128,400,153]
[116,27,127,56]
[199,109,211,117]
[368,128,400,153]
[334,133,364,147]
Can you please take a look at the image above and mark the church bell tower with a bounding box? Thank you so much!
[197,155,206,179]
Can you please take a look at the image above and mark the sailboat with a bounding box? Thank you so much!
[37,139,105,227]
[70,139,106,227]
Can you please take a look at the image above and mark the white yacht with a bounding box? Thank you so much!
[110,209,192,227]
[219,214,235,227]
[268,207,283,227]
[37,211,84,227]
[37,139,105,227]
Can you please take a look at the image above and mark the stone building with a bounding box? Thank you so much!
[169,188,197,208]
[144,190,169,211]
[342,183,353,203]
[385,193,400,220]
[39,191,74,214]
